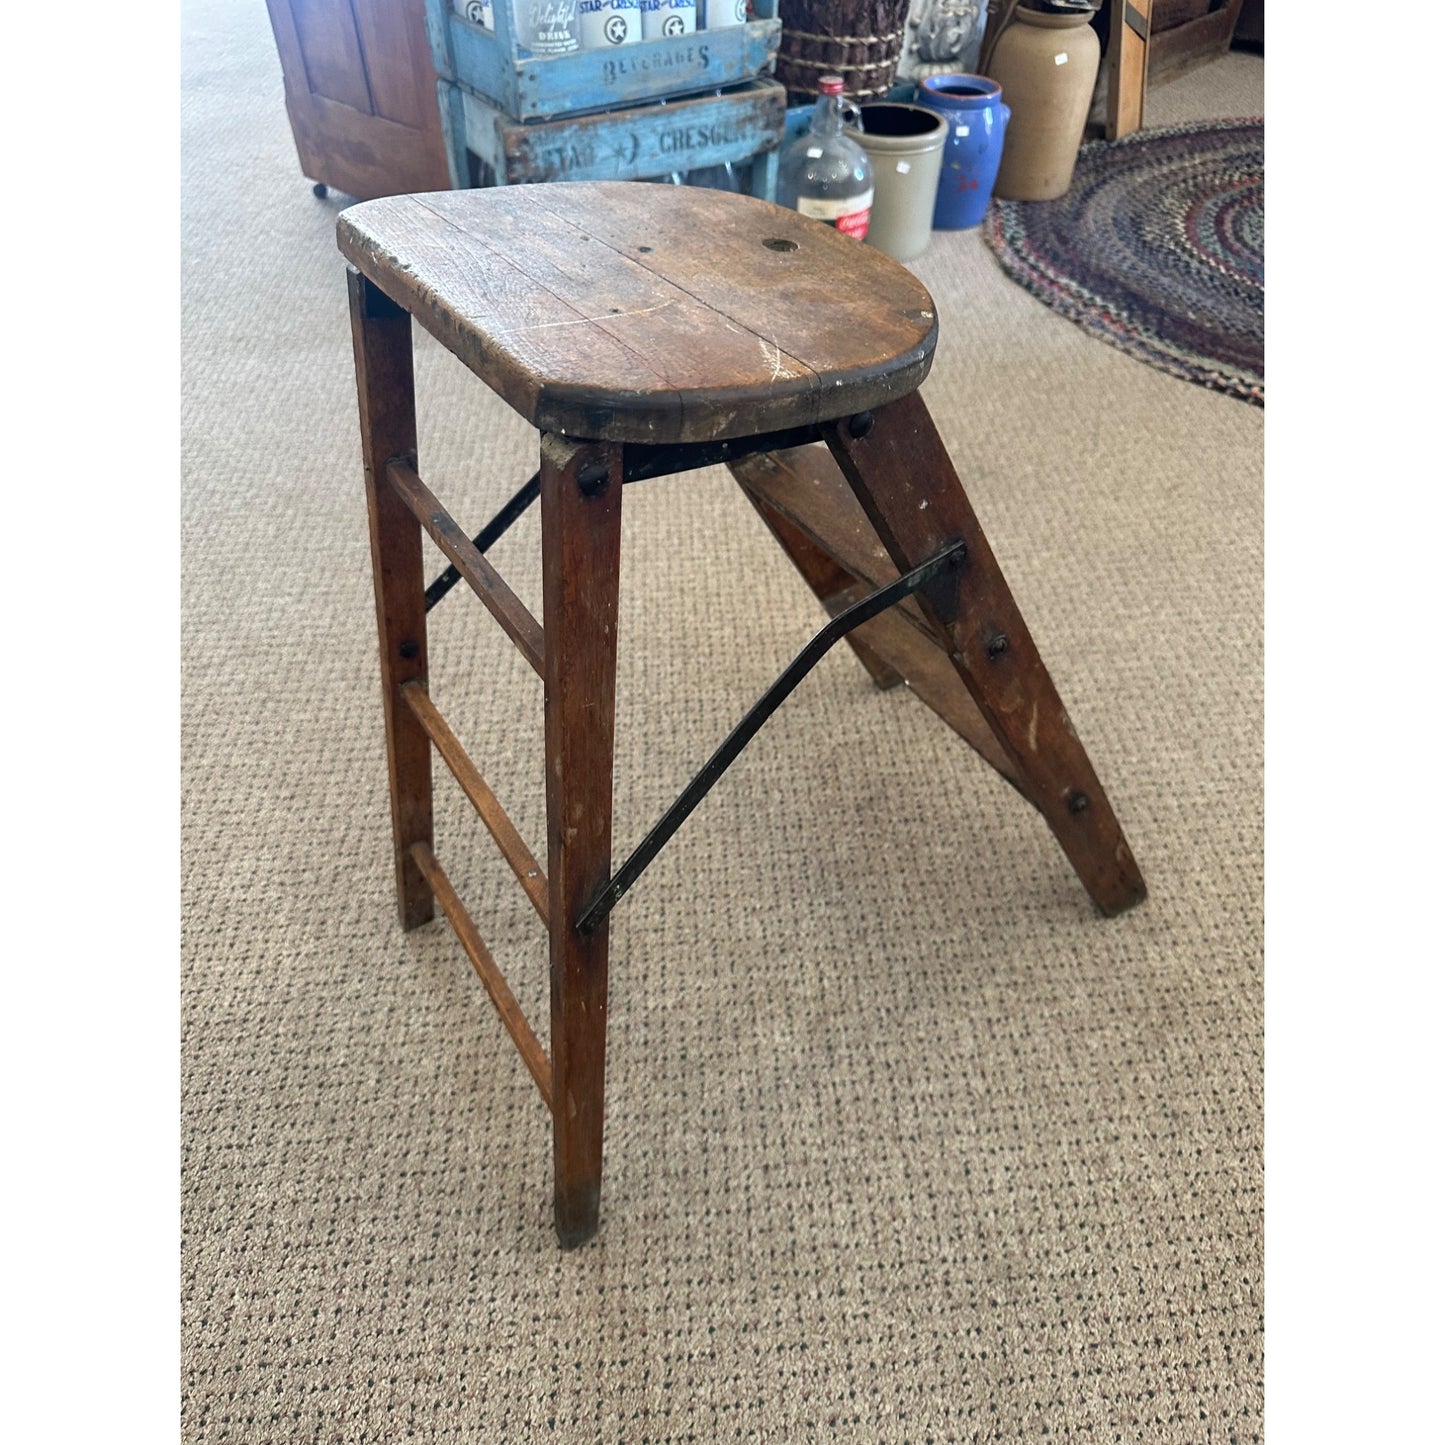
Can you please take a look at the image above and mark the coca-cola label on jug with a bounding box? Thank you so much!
[796,189,873,240]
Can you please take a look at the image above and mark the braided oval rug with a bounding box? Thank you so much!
[984,117,1264,405]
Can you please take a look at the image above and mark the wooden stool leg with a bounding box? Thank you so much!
[348,268,435,930]
[540,434,624,1248]
[824,391,1147,916]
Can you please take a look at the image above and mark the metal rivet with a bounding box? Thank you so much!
[848,411,874,439]
[1067,791,1090,815]
[578,461,609,495]
[987,633,1009,659]
[399,639,420,660]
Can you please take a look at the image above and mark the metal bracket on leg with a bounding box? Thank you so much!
[574,538,969,935]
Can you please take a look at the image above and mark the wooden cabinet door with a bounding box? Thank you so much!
[265,0,451,200]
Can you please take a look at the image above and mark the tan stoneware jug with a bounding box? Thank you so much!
[989,4,1100,200]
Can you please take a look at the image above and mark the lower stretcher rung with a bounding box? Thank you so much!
[408,841,553,1113]
[402,681,549,924]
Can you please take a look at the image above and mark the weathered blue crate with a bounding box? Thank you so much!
[426,0,781,123]
[440,75,784,195]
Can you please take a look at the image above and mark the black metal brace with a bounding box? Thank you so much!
[575,537,969,935]
[422,425,827,611]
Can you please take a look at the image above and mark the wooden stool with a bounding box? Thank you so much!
[339,183,1146,1248]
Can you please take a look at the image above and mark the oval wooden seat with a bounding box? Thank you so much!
[337,181,938,445]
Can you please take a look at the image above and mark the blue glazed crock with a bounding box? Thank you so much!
[916,75,1011,230]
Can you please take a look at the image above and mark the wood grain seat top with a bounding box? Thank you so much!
[337,182,938,445]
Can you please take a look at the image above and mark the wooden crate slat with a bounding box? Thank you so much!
[429,0,781,122]
[518,21,780,119]
[460,78,785,186]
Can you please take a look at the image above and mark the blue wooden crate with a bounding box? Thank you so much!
[441,75,784,196]
[426,0,781,123]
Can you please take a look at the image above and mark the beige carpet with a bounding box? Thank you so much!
[181,4,1263,1439]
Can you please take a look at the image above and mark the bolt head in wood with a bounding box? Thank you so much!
[1067,790,1091,815]
[399,639,420,660]
[987,634,1010,659]
[577,460,610,496]
[848,411,875,439]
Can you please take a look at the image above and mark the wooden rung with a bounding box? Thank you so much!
[401,681,549,924]
[409,840,553,1113]
[386,458,545,676]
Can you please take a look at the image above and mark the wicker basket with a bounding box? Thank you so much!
[776,1,912,103]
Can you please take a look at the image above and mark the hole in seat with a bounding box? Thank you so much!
[763,238,799,252]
